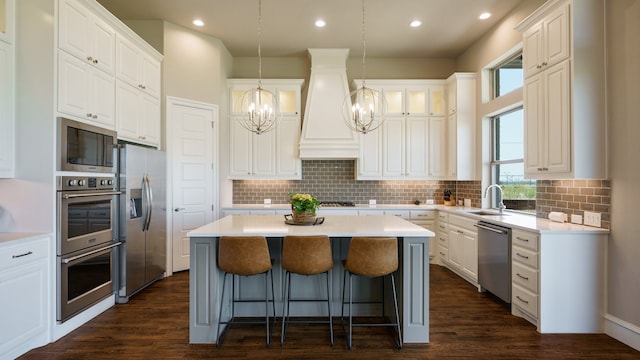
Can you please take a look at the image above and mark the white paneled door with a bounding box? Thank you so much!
[167,97,218,272]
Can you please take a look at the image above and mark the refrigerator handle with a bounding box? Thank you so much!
[144,174,153,231]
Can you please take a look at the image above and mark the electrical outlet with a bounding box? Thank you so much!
[571,214,583,225]
[583,211,601,227]
[369,199,377,205]
[263,199,271,205]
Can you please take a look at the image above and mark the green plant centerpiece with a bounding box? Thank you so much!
[288,192,320,223]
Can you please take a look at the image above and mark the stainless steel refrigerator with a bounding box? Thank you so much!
[117,143,167,303]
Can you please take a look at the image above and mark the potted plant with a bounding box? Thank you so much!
[288,192,320,223]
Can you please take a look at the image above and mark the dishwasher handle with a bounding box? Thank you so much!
[474,223,509,234]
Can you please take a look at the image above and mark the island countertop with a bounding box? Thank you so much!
[187,214,435,238]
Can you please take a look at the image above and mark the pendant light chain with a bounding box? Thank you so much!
[257,0,263,88]
[360,0,366,88]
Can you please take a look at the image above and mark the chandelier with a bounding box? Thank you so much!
[343,0,386,134]
[237,0,279,135]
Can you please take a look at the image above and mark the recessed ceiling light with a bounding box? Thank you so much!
[315,19,326,28]
[478,12,491,20]
[193,19,204,27]
[410,20,422,28]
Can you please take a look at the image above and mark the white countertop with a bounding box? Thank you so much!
[188,214,434,238]
[222,204,609,234]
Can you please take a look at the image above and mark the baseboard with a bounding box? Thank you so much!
[605,313,640,351]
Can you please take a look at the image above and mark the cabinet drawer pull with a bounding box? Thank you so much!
[516,236,529,242]
[12,251,33,259]
[516,273,529,281]
[516,252,529,259]
[439,252,445,256]
[516,295,529,304]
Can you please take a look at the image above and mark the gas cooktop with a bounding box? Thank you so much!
[319,201,356,207]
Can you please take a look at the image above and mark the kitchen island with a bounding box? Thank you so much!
[187,214,434,344]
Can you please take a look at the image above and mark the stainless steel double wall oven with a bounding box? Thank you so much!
[56,118,121,322]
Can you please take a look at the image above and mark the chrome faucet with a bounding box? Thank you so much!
[484,184,506,214]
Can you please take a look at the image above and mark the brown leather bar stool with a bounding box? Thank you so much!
[281,235,334,346]
[341,236,402,350]
[216,236,275,347]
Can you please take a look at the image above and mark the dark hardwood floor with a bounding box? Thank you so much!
[21,265,640,359]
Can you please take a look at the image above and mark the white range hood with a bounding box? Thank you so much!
[299,49,359,159]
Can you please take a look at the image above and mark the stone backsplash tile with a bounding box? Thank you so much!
[233,160,481,206]
[232,161,610,229]
[536,179,611,229]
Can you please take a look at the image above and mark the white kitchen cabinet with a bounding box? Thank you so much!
[57,50,115,128]
[58,0,116,75]
[521,1,569,78]
[355,80,446,180]
[0,235,50,360]
[445,73,476,180]
[228,79,303,180]
[510,228,607,333]
[0,40,14,178]
[523,60,570,176]
[517,0,606,179]
[116,35,160,99]
[409,210,436,263]
[446,214,478,285]
[115,79,160,146]
[428,116,446,178]
[436,212,449,265]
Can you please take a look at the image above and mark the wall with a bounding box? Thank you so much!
[606,0,640,338]
[536,179,611,229]
[0,0,55,233]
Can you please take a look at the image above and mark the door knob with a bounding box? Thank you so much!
[174,207,186,212]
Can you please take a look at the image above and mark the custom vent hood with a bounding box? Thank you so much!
[299,49,359,159]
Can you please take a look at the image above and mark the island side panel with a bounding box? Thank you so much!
[402,236,430,343]
[189,236,218,343]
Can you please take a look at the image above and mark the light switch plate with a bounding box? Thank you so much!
[583,211,601,227]
[264,199,271,205]
[369,199,376,205]
[571,214,583,225]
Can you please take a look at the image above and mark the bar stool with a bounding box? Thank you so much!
[216,236,275,347]
[341,236,402,350]
[281,235,334,346]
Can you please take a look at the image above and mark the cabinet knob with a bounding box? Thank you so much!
[536,64,542,69]
[93,115,98,119]
[93,59,99,64]
[542,62,548,66]
[87,56,93,61]
[86,113,93,118]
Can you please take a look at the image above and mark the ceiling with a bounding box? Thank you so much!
[96,0,523,58]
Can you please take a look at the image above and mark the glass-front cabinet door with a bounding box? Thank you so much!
[0,0,14,44]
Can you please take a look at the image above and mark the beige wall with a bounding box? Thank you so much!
[606,0,640,329]
[123,19,164,54]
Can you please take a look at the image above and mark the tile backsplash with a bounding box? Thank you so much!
[232,160,611,229]
[233,160,482,206]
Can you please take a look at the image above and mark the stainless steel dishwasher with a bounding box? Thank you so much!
[475,221,511,303]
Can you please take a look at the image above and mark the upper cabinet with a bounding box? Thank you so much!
[517,0,606,179]
[0,0,14,44]
[446,73,477,180]
[56,0,163,146]
[355,80,446,180]
[521,2,569,78]
[228,79,304,180]
[58,0,116,75]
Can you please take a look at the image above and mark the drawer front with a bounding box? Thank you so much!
[512,246,538,269]
[512,262,538,293]
[410,210,436,221]
[512,284,538,317]
[512,229,539,251]
[449,214,477,231]
[0,236,49,271]
[437,222,449,233]
[384,210,410,220]
[438,233,449,248]
[438,212,449,222]
[438,246,449,261]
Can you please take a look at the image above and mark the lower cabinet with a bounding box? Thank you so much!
[0,235,50,359]
[510,228,607,333]
[443,214,478,286]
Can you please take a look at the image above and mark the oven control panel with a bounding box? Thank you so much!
[57,176,117,191]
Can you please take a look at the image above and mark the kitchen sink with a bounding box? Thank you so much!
[464,209,510,216]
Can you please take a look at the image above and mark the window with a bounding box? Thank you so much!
[493,53,523,98]
[490,108,536,212]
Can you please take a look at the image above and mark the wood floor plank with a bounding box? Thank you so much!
[20,265,640,359]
